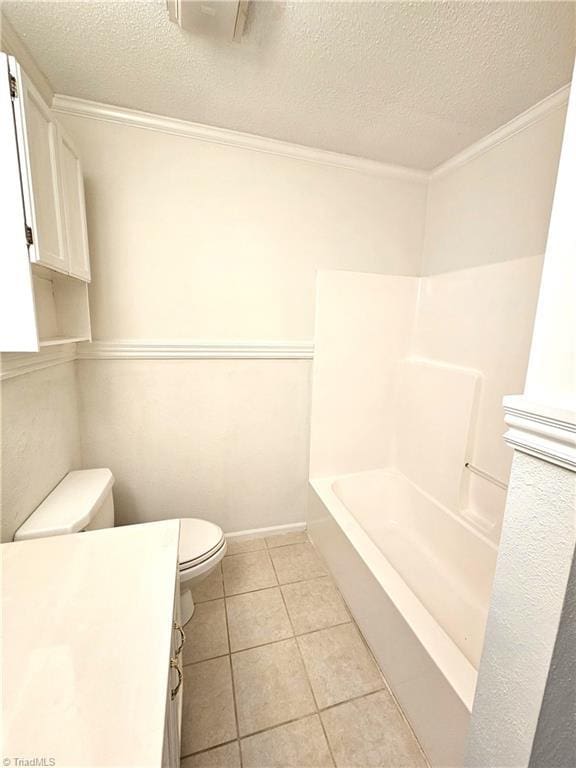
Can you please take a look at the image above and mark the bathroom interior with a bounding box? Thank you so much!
[1,2,575,767]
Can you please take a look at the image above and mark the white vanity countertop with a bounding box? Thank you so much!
[2,520,181,767]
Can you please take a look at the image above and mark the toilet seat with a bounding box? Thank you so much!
[178,518,225,571]
[179,538,226,571]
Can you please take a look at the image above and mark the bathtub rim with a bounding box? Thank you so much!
[310,471,478,712]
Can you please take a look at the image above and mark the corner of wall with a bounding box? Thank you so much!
[417,173,433,278]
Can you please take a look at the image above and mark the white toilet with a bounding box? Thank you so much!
[14,467,226,625]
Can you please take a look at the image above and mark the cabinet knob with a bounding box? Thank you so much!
[170,658,183,700]
[173,621,185,656]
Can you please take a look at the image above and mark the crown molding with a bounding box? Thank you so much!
[0,344,77,381]
[51,94,428,183]
[76,339,314,360]
[432,84,571,179]
[504,394,576,473]
[53,83,571,185]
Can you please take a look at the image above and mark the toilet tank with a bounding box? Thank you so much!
[14,469,115,541]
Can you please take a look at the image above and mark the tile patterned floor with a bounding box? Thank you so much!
[180,531,428,768]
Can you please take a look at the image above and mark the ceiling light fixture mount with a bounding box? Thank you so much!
[167,0,249,42]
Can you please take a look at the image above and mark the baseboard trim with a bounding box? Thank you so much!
[225,522,306,539]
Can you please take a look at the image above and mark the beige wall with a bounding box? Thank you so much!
[422,104,566,275]
[55,112,428,531]
[59,113,427,340]
[76,359,311,533]
[67,105,566,532]
[0,362,82,541]
[0,90,567,538]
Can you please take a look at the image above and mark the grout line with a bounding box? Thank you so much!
[269,550,338,768]
[190,595,225,607]
[311,562,430,767]
[318,687,387,715]
[186,583,354,666]
[232,711,331,745]
[185,541,426,766]
[224,534,307,557]
[180,737,238,761]
[224,570,329,596]
[222,590,243,768]
[182,650,229,668]
[224,533,307,558]
[185,616,356,667]
[183,686,394,759]
[222,549,279,597]
[191,562,225,605]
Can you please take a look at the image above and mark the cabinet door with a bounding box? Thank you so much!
[162,582,184,767]
[58,128,91,281]
[0,54,39,351]
[10,57,67,273]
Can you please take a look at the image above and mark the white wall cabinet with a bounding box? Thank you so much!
[58,127,91,281]
[0,53,92,351]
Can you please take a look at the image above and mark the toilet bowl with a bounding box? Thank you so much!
[14,468,226,625]
[178,517,227,624]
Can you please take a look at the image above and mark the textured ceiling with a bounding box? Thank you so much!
[3,0,575,169]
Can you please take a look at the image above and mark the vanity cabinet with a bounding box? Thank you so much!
[163,588,185,767]
[0,53,92,351]
[3,520,183,766]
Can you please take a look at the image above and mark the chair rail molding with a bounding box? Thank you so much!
[503,394,576,473]
[0,344,77,381]
[76,339,315,360]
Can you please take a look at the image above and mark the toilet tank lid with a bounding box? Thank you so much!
[14,469,115,541]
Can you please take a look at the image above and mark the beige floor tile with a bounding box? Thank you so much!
[226,587,293,652]
[241,715,334,768]
[222,550,277,596]
[265,531,308,549]
[321,690,427,767]
[232,638,316,736]
[191,564,224,603]
[225,537,266,556]
[182,599,229,665]
[269,543,328,584]
[181,657,237,756]
[281,577,349,635]
[181,741,241,768]
[297,623,383,708]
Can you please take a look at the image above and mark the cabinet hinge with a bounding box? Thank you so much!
[25,225,34,246]
[9,74,18,99]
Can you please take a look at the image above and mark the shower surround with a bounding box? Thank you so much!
[307,261,542,766]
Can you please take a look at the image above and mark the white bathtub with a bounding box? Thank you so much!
[307,468,498,768]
